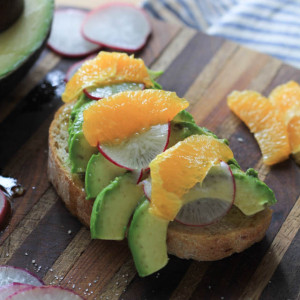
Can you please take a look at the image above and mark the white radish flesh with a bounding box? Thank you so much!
[176,161,235,226]
[98,123,170,170]
[0,266,43,287]
[0,283,32,300]
[48,8,100,57]
[84,83,144,100]
[7,286,84,299]
[82,3,151,52]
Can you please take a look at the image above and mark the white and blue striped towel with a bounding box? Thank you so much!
[143,0,300,69]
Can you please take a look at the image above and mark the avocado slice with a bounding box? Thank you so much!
[0,0,54,95]
[173,110,196,124]
[69,132,97,173]
[230,165,276,215]
[85,153,126,199]
[90,172,144,240]
[168,120,218,148]
[68,101,97,173]
[128,198,169,277]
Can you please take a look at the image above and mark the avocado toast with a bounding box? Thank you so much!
[48,52,275,277]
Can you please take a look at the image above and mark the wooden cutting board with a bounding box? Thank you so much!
[0,16,299,300]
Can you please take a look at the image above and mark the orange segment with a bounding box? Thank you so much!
[149,135,234,221]
[227,90,290,165]
[287,112,300,163]
[82,90,189,146]
[62,52,153,103]
[269,81,300,119]
[268,82,300,165]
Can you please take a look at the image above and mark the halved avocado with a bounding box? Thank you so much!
[0,0,24,32]
[0,0,54,96]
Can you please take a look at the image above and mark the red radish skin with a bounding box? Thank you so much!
[0,283,33,299]
[141,179,151,201]
[81,3,151,52]
[64,55,97,82]
[7,285,84,299]
[98,123,170,171]
[131,169,144,185]
[97,144,133,171]
[47,8,101,58]
[0,190,10,230]
[83,88,100,100]
[0,266,44,287]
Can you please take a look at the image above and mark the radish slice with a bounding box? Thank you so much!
[140,178,151,201]
[141,162,235,226]
[0,283,32,299]
[64,55,96,82]
[7,286,84,299]
[175,161,235,226]
[0,266,43,287]
[83,82,145,100]
[47,8,100,57]
[82,3,151,52]
[98,123,170,170]
[132,169,144,184]
[0,190,10,229]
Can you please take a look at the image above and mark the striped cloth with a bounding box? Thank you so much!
[142,0,300,69]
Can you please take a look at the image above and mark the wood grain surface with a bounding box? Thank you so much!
[0,13,299,300]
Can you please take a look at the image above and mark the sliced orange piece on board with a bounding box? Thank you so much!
[82,89,189,146]
[269,81,300,119]
[62,52,153,103]
[287,112,300,164]
[148,135,234,221]
[227,91,290,165]
[269,81,300,165]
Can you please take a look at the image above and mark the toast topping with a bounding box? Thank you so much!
[62,52,154,103]
[149,135,234,221]
[82,89,189,146]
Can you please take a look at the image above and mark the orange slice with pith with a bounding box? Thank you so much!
[149,135,234,221]
[269,81,300,118]
[62,52,153,103]
[82,89,189,147]
[227,90,290,165]
[269,81,300,163]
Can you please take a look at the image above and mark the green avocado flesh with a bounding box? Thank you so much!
[0,0,54,78]
[68,101,97,173]
[128,198,169,277]
[90,173,144,240]
[85,153,126,199]
[230,165,276,215]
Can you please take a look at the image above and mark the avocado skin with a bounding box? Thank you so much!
[0,0,54,97]
[128,198,169,277]
[230,165,276,215]
[0,0,24,32]
[90,173,144,240]
[0,29,50,97]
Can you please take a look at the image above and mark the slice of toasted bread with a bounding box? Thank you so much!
[48,103,272,261]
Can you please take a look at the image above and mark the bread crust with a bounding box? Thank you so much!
[48,103,272,261]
